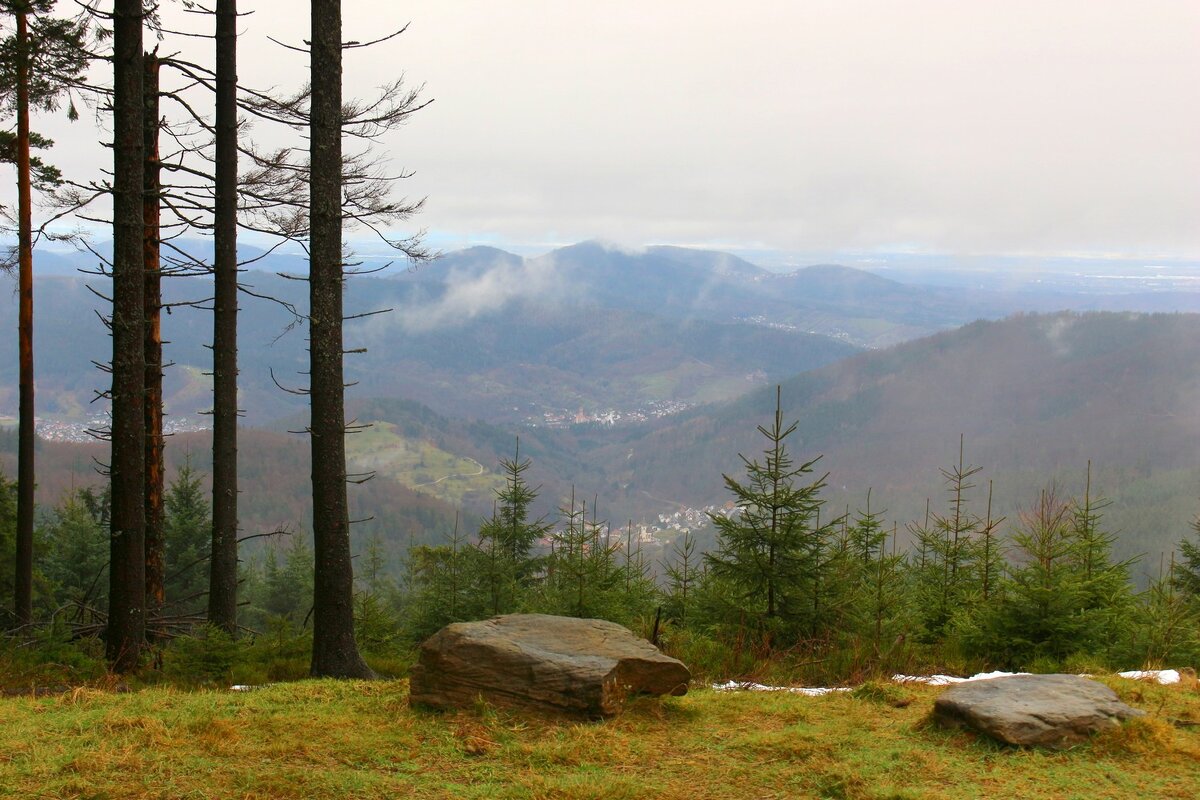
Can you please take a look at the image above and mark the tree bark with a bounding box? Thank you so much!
[309,0,373,678]
[143,51,164,621]
[107,0,146,673]
[208,0,240,635]
[14,7,34,628]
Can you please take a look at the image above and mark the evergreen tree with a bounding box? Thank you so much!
[909,438,984,641]
[1067,464,1134,652]
[403,520,491,640]
[208,0,241,637]
[961,486,1124,669]
[976,480,1005,602]
[704,387,830,645]
[493,440,548,564]
[353,531,403,652]
[304,0,429,679]
[256,536,314,626]
[848,490,887,565]
[475,442,551,614]
[534,493,625,620]
[0,471,16,619]
[863,526,908,662]
[815,508,858,637]
[306,0,372,679]
[142,50,165,624]
[1121,508,1200,667]
[358,531,393,599]
[1172,514,1200,600]
[1116,560,1200,669]
[163,464,212,616]
[610,519,660,628]
[1,0,88,627]
[662,530,699,627]
[39,488,109,615]
[831,498,909,663]
[106,0,147,674]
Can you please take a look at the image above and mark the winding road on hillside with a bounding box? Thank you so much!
[639,489,689,509]
[411,457,485,488]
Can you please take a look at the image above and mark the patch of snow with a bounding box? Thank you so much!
[1117,669,1181,685]
[892,671,1029,685]
[710,668,1189,697]
[891,674,959,686]
[711,680,850,696]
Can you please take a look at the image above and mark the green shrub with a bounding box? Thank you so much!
[163,625,244,685]
[0,625,105,686]
[657,626,756,682]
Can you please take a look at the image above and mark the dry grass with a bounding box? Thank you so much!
[0,677,1198,799]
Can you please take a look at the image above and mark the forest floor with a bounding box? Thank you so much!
[0,675,1198,799]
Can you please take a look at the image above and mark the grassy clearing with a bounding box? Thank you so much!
[633,361,749,405]
[345,421,503,505]
[1,676,1197,799]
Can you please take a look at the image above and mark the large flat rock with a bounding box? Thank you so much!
[934,673,1144,747]
[409,614,690,718]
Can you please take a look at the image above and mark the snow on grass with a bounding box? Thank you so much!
[710,680,850,696]
[1116,669,1181,685]
[892,670,1029,686]
[712,668,1188,695]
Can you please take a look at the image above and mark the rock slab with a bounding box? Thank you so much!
[409,614,690,718]
[934,673,1144,747]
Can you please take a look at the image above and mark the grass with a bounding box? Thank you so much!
[1,676,1197,799]
[345,421,503,505]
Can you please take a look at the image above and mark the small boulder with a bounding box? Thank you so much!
[409,614,690,718]
[934,673,1144,747]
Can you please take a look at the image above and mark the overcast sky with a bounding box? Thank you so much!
[10,0,1200,260]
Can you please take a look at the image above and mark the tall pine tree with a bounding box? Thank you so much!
[0,0,87,626]
[308,0,372,678]
[106,0,146,672]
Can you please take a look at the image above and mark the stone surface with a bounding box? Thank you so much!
[409,614,690,718]
[934,673,1144,747]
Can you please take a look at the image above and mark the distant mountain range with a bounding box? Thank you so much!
[3,241,1199,568]
[8,237,1200,429]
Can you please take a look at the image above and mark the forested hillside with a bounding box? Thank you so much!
[7,309,1196,579]
[0,264,861,425]
[589,311,1200,566]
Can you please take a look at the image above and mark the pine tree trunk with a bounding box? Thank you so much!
[107,0,147,672]
[143,51,165,621]
[308,0,373,678]
[208,0,240,635]
[14,8,34,628]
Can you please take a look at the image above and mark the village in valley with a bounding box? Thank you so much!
[536,503,740,555]
[25,414,212,444]
[526,399,694,429]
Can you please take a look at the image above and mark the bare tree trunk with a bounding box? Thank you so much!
[143,51,165,621]
[14,8,34,628]
[208,0,240,635]
[308,0,372,678]
[107,0,147,673]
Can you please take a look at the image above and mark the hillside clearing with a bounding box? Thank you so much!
[344,421,502,506]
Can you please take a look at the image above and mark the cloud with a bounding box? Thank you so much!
[5,2,1197,260]
[392,255,567,333]
[1040,314,1078,358]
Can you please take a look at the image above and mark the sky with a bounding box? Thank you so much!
[6,0,1200,262]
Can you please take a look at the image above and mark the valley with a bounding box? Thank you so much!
[4,242,1200,579]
